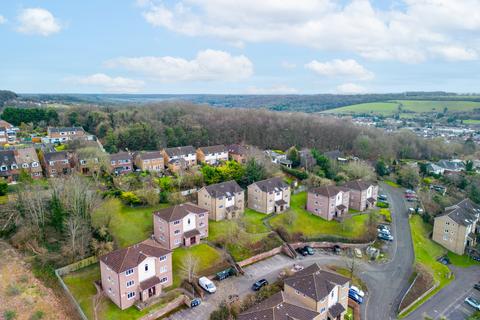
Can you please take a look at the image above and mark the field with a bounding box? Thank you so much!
[92,198,169,247]
[269,192,369,241]
[208,209,282,261]
[326,100,480,116]
[399,215,453,317]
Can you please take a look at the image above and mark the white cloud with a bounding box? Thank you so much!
[105,49,253,82]
[138,0,480,62]
[336,83,366,94]
[73,73,145,93]
[305,59,374,80]
[430,46,477,61]
[246,85,298,94]
[0,15,7,24]
[17,8,61,36]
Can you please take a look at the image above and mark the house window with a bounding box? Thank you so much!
[126,280,134,288]
[173,220,180,225]
[144,264,149,272]
[174,239,180,244]
[219,205,223,208]
[126,268,134,276]
[199,213,204,217]
[160,266,167,273]
[187,218,191,224]
[160,255,167,261]
[0,166,6,171]
[127,292,136,300]
[320,307,326,313]
[174,230,180,234]
[32,162,39,167]
[49,161,55,166]
[160,277,168,283]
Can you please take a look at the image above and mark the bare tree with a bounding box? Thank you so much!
[63,213,91,261]
[178,252,200,284]
[16,184,48,231]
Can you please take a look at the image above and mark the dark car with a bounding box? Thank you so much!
[297,247,309,256]
[348,289,364,304]
[437,256,450,265]
[190,298,201,308]
[378,233,394,241]
[304,246,314,255]
[474,284,480,291]
[333,245,342,254]
[252,279,269,291]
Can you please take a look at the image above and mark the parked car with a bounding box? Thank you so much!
[350,285,365,297]
[465,297,480,310]
[437,256,450,265]
[378,228,391,235]
[474,284,480,291]
[199,276,217,293]
[190,298,201,308]
[349,289,364,304]
[333,245,342,254]
[405,189,416,194]
[304,245,314,255]
[378,233,394,241]
[378,194,388,201]
[297,247,309,256]
[354,248,362,258]
[378,224,390,232]
[252,279,269,291]
[408,207,415,214]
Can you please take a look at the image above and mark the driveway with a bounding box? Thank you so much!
[404,265,480,320]
[167,183,414,320]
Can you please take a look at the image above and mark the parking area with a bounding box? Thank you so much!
[440,288,479,320]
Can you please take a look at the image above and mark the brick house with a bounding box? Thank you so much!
[197,180,244,221]
[432,199,480,255]
[227,144,248,164]
[283,263,350,319]
[0,150,19,182]
[153,203,209,250]
[247,177,291,214]
[239,263,349,320]
[162,146,197,168]
[109,152,133,175]
[0,126,17,145]
[134,151,164,173]
[15,147,42,179]
[100,239,173,310]
[167,158,188,173]
[46,127,87,143]
[343,180,378,211]
[42,151,74,178]
[196,145,229,165]
[306,186,350,221]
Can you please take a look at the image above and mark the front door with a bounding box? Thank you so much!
[190,236,196,245]
[148,286,156,298]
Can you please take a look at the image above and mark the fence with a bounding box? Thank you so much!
[55,256,98,320]
[138,295,188,320]
[398,280,439,316]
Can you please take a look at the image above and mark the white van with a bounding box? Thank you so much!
[199,276,216,293]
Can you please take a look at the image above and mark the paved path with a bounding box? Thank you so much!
[405,265,480,320]
[167,183,414,320]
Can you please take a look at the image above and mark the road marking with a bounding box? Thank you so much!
[438,288,474,319]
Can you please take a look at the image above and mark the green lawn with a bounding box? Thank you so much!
[270,192,369,241]
[400,215,453,317]
[464,119,480,125]
[92,198,169,247]
[208,209,281,261]
[0,195,7,204]
[63,264,181,320]
[447,251,480,268]
[384,180,400,188]
[172,244,228,288]
[379,208,392,223]
[325,100,480,116]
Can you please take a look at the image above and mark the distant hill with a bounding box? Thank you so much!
[0,90,17,106]
[13,91,480,113]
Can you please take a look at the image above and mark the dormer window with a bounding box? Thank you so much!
[49,161,54,166]
[0,165,7,171]
[32,162,39,167]
[22,163,28,168]
[187,218,191,224]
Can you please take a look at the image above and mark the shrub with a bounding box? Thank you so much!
[120,191,141,206]
[377,201,389,208]
[0,179,8,196]
[281,166,308,180]
[3,310,17,320]
[6,283,21,296]
[29,311,45,320]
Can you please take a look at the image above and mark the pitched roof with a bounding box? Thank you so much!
[15,147,40,166]
[228,144,247,155]
[44,151,70,163]
[344,179,376,191]
[324,150,344,160]
[0,150,16,167]
[438,198,480,226]
[109,152,132,161]
[238,291,320,320]
[100,239,171,273]
[198,145,227,155]
[164,146,196,157]
[136,151,163,161]
[251,177,288,193]
[0,120,14,129]
[284,263,349,301]
[203,180,243,198]
[309,185,349,198]
[437,160,465,171]
[48,126,85,134]
[154,203,207,222]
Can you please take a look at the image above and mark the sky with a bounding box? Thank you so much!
[1,0,480,94]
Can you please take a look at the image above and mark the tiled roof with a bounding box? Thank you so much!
[100,239,171,273]
[164,146,196,157]
[48,126,85,133]
[284,263,349,301]
[136,151,163,161]
[438,198,480,226]
[154,203,207,222]
[309,185,349,198]
[198,145,227,155]
[184,229,201,238]
[344,179,376,191]
[238,291,320,320]
[251,177,288,193]
[139,277,161,291]
[44,151,70,163]
[204,180,243,198]
[0,150,16,166]
[109,152,132,161]
[228,144,247,155]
